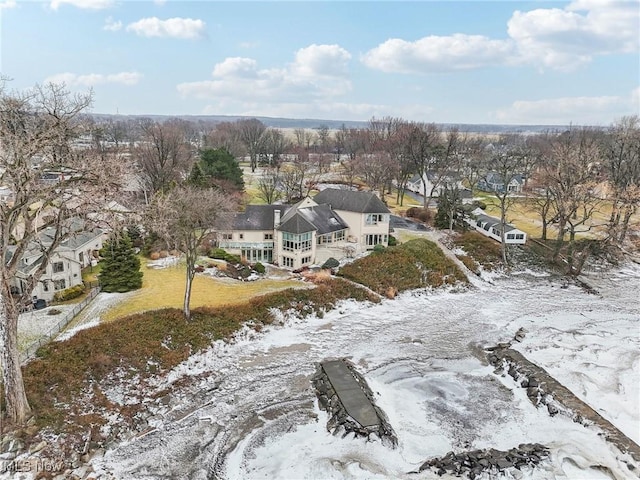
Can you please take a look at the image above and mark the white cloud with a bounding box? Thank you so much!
[177,44,352,104]
[126,17,206,39]
[507,1,639,70]
[0,0,17,10]
[363,0,639,73]
[291,44,352,77]
[362,34,515,73]
[103,16,122,32]
[492,88,639,125]
[50,0,113,10]
[211,57,259,79]
[44,72,143,87]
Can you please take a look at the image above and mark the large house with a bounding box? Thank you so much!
[465,209,527,245]
[218,188,391,270]
[10,226,104,303]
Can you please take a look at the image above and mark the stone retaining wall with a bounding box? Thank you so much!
[487,345,640,473]
[415,443,550,479]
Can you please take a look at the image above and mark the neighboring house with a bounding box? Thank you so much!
[9,227,105,303]
[405,171,465,198]
[465,209,527,244]
[477,173,524,194]
[218,189,391,270]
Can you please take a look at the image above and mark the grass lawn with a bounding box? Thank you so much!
[102,260,305,321]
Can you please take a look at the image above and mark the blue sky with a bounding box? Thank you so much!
[1,0,638,125]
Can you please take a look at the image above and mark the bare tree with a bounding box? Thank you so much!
[403,122,440,208]
[424,126,461,206]
[0,81,124,424]
[145,186,235,320]
[316,124,330,153]
[235,119,266,173]
[293,128,314,150]
[256,166,282,204]
[204,121,244,157]
[479,135,528,264]
[540,128,602,271]
[279,154,315,202]
[358,152,395,199]
[135,118,194,197]
[601,116,640,244]
[261,128,290,168]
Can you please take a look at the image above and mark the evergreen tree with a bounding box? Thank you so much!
[98,232,143,292]
[191,147,244,190]
[435,183,464,232]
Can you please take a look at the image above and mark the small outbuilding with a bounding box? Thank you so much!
[466,209,527,244]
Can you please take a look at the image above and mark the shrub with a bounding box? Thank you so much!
[453,231,502,271]
[253,262,266,274]
[372,244,386,253]
[388,235,397,246]
[53,285,85,302]
[339,238,468,295]
[149,252,160,261]
[321,257,340,269]
[209,248,241,264]
[406,207,432,223]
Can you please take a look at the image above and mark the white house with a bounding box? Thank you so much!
[466,209,527,244]
[218,189,391,270]
[10,227,105,303]
[406,171,465,197]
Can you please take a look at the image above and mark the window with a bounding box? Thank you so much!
[366,213,388,225]
[54,279,66,291]
[264,233,273,240]
[335,230,345,242]
[239,233,244,240]
[42,281,49,292]
[317,234,330,245]
[366,234,388,247]
[507,234,515,240]
[282,256,294,268]
[53,261,64,273]
[302,256,312,265]
[515,234,525,240]
[283,232,312,252]
[222,233,232,240]
[79,252,84,264]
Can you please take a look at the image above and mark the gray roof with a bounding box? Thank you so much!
[232,205,291,230]
[313,189,390,214]
[279,213,316,235]
[291,204,348,235]
[475,214,517,233]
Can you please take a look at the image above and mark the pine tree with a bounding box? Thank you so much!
[98,233,143,293]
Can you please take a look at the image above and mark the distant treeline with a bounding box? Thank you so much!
[90,113,573,134]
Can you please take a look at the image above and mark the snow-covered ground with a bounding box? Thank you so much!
[91,262,640,480]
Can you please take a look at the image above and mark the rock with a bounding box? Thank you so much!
[29,440,47,454]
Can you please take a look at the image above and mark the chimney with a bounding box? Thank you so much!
[274,209,281,228]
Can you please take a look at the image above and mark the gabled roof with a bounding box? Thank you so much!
[483,172,524,185]
[278,212,316,234]
[232,204,291,231]
[313,188,390,214]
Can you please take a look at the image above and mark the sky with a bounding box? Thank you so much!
[0,0,638,126]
